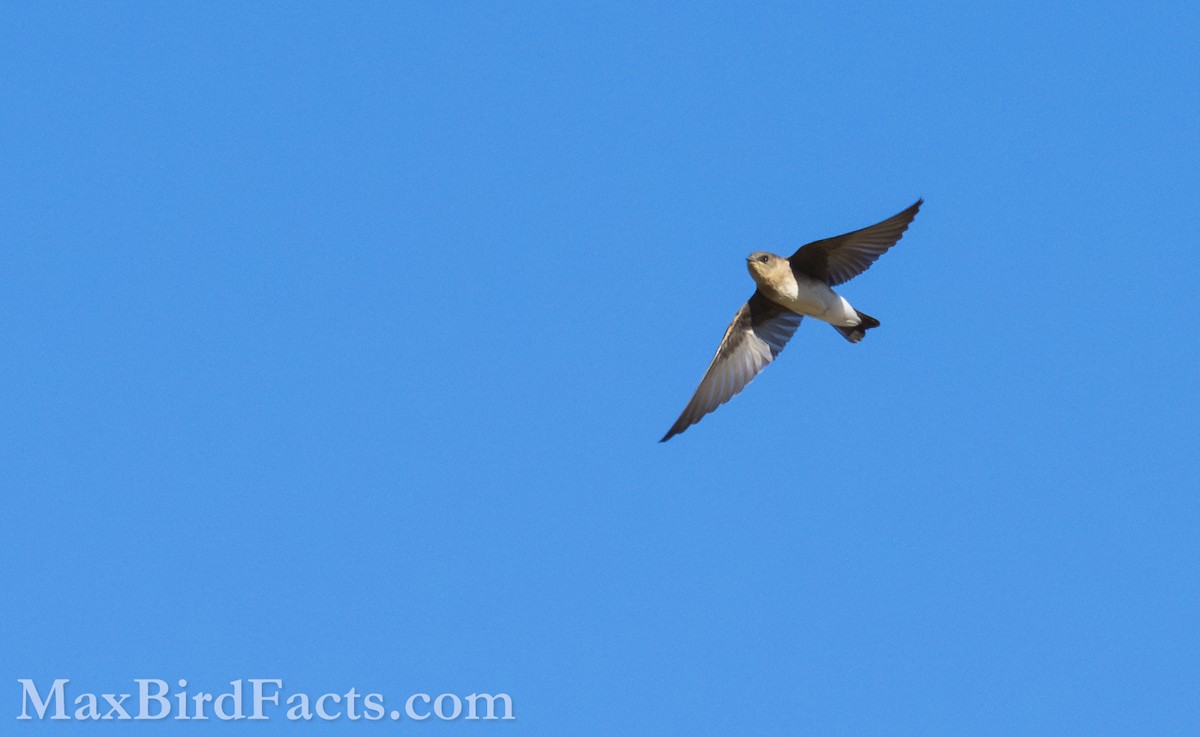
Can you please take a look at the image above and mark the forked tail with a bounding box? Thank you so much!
[833,310,880,343]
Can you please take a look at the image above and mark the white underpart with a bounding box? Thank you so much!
[759,270,861,327]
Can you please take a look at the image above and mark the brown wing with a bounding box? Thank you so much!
[788,199,922,286]
[660,292,803,442]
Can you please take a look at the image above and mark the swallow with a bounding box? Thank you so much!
[660,199,923,442]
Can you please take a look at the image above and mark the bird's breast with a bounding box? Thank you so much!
[757,271,834,317]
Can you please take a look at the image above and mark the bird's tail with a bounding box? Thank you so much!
[833,310,880,343]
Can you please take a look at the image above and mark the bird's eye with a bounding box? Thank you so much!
[758,255,769,263]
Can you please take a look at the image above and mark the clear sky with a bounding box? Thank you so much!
[2,2,1198,735]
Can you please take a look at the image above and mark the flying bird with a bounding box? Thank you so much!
[660,199,923,442]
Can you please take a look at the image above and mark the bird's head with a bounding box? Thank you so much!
[746,251,789,284]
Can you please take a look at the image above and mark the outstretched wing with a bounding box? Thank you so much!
[661,292,803,442]
[788,199,922,286]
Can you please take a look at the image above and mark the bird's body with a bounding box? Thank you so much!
[660,199,923,442]
[748,257,860,327]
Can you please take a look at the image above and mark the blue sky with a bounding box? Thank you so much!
[2,2,1197,735]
